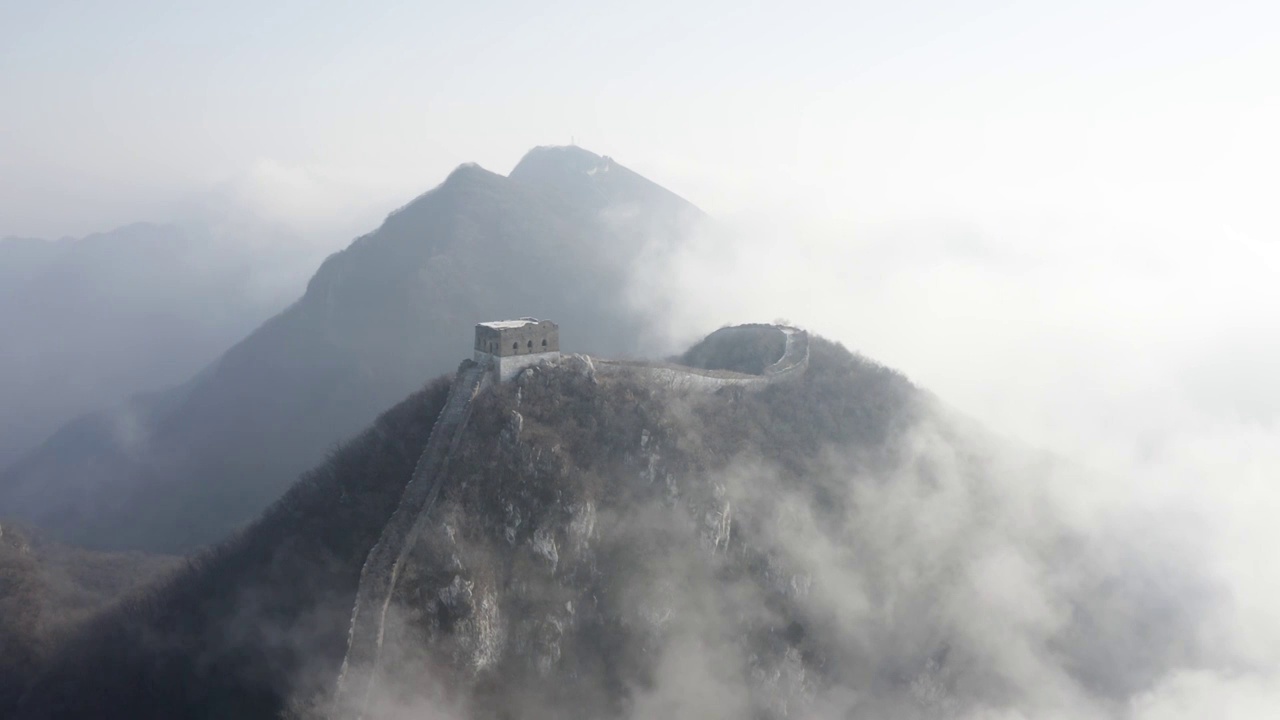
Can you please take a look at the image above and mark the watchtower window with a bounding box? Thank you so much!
[541,339,547,347]
[512,342,518,351]
[527,340,533,350]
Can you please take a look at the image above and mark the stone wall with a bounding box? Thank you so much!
[481,351,561,383]
[474,320,560,357]
[594,326,809,392]
[762,326,809,382]
[337,361,492,717]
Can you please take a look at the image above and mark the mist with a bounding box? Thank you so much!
[4,1,1278,717]
[0,214,336,467]
[329,327,1273,718]
[624,186,1280,717]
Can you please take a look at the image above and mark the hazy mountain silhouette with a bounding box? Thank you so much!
[0,147,704,552]
[0,223,304,468]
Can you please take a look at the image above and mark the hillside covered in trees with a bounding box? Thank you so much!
[0,522,178,711]
[3,328,1206,719]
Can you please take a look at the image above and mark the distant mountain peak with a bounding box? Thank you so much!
[444,161,502,184]
[374,162,506,230]
[509,145,608,184]
[1,145,706,552]
[508,145,699,220]
[430,162,507,198]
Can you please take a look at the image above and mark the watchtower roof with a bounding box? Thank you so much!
[474,318,560,361]
[478,318,541,330]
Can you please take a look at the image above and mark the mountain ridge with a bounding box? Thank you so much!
[4,326,1207,719]
[0,220,301,468]
[7,328,926,719]
[1,146,706,552]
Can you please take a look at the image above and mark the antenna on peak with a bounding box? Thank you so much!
[571,135,576,146]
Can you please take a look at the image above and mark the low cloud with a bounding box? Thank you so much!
[620,197,1280,717]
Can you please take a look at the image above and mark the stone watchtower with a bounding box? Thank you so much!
[474,318,560,382]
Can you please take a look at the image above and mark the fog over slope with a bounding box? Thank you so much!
[0,146,703,552]
[3,141,1276,716]
[630,211,1280,716]
[0,133,1273,716]
[4,1,1276,715]
[4,327,1265,719]
[0,220,312,467]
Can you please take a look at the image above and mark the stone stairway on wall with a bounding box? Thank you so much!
[334,361,490,719]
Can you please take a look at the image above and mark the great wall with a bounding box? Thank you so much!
[334,362,490,717]
[595,324,809,390]
[332,321,808,719]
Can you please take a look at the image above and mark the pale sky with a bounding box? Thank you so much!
[3,0,1276,241]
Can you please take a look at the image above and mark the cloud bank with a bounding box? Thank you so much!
[623,199,1280,717]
